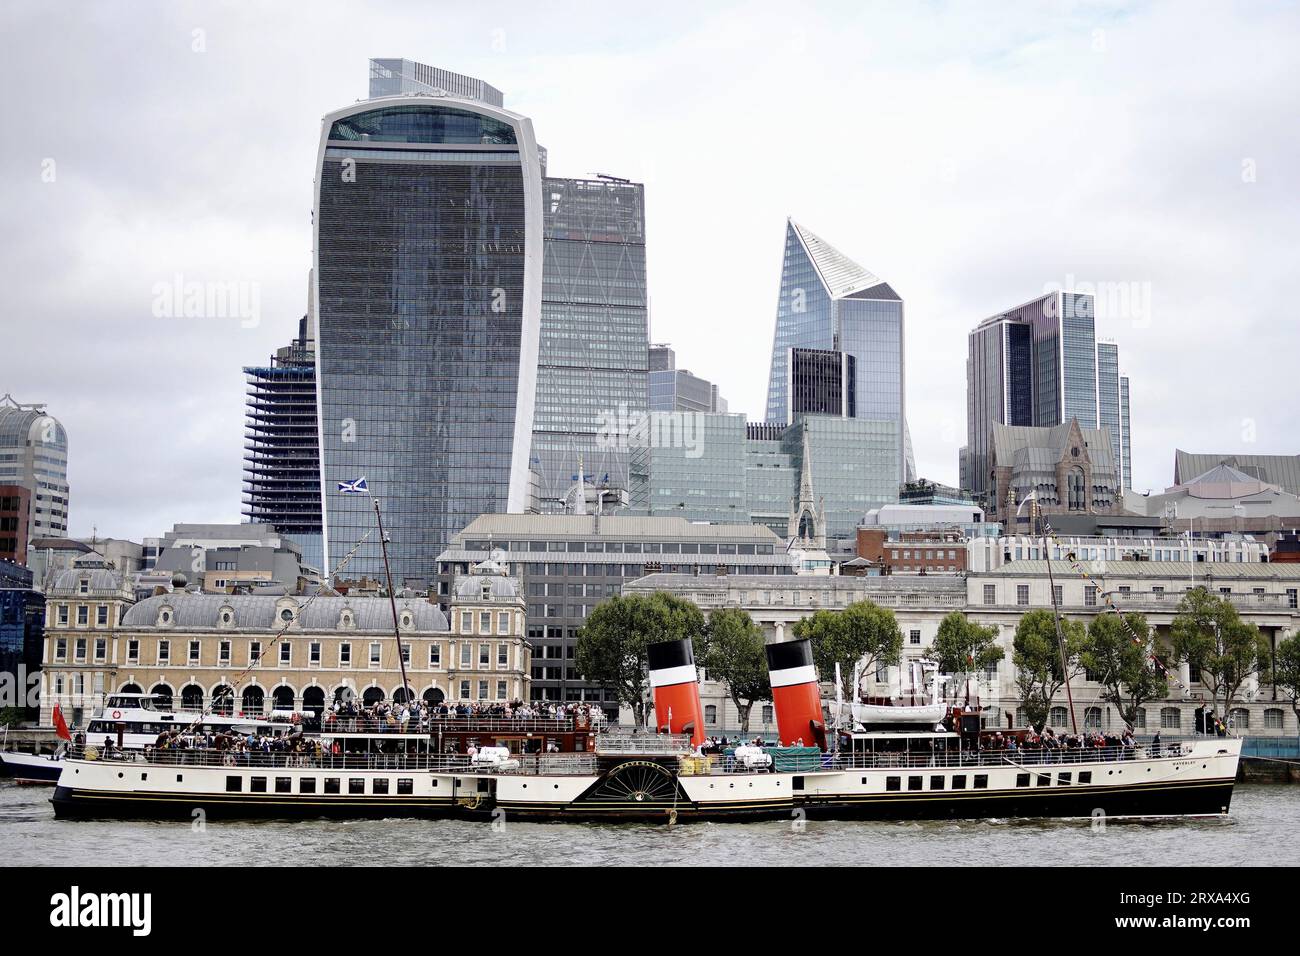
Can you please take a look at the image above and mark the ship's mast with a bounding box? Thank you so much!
[372,495,412,708]
[1035,497,1078,734]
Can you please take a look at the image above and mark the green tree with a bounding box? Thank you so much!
[1169,587,1271,715]
[795,600,903,700]
[574,592,706,728]
[0,707,23,729]
[701,608,770,735]
[1012,609,1088,732]
[1082,612,1167,729]
[925,611,1003,695]
[1270,632,1300,734]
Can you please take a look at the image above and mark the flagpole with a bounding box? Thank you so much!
[372,494,412,709]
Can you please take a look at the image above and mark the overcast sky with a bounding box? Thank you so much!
[2,0,1297,542]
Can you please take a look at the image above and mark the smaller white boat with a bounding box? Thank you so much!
[0,746,68,785]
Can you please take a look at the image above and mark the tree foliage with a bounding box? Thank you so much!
[1272,632,1300,727]
[1081,612,1167,729]
[794,600,903,699]
[926,611,1004,677]
[700,608,770,735]
[574,592,706,728]
[1169,587,1270,714]
[1012,609,1088,732]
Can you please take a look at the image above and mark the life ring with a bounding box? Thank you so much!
[111,710,122,720]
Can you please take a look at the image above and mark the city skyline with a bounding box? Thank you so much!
[3,1,1298,541]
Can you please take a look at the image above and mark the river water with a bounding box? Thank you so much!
[2,781,1296,866]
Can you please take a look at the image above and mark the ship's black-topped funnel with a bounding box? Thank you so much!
[647,638,704,745]
[648,637,695,672]
[765,638,825,749]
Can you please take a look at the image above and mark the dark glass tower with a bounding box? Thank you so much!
[314,97,543,582]
[242,316,323,573]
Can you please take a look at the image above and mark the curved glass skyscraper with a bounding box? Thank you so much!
[313,95,543,582]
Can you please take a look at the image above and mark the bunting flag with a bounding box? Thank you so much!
[178,525,377,735]
[1037,515,1199,700]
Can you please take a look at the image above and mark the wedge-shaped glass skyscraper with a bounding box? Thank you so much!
[764,219,909,482]
[314,94,543,581]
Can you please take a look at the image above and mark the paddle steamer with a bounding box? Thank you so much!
[51,638,1240,822]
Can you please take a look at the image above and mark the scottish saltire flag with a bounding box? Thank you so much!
[337,476,369,495]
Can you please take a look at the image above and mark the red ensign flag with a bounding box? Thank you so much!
[53,705,72,741]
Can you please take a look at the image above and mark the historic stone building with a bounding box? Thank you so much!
[39,558,531,726]
[624,562,1300,738]
[987,418,1123,525]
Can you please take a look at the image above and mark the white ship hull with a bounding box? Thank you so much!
[51,738,1241,823]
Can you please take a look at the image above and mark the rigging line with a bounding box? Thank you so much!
[174,526,376,736]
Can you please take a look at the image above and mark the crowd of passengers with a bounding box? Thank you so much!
[975,728,1143,761]
[323,697,604,732]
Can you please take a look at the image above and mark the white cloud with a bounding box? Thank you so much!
[0,0,1295,538]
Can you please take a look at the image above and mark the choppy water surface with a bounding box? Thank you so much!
[1,782,1296,866]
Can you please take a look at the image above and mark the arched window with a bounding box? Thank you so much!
[1160,706,1182,730]
[1083,706,1104,730]
[1133,707,1147,730]
[362,686,385,706]
[241,686,265,717]
[150,683,174,709]
[332,685,354,704]
[1048,706,1069,730]
[392,687,411,704]
[119,682,142,695]
[180,684,204,712]
[272,686,295,711]
[1067,468,1086,511]
[423,687,445,706]
[211,684,234,716]
[302,686,326,715]
[1229,707,1249,730]
[1263,708,1285,730]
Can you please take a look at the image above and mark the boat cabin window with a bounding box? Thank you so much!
[1058,773,1072,785]
[952,775,967,789]
[1016,773,1031,788]
[324,778,340,794]
[397,779,413,795]
[250,777,267,793]
[886,776,901,792]
[930,775,944,790]
[348,778,365,795]
[974,775,988,789]
[907,776,923,791]
[1079,772,1092,784]
[226,776,242,793]
[1036,773,1052,787]
[275,777,291,794]
[300,778,317,794]
[372,778,389,795]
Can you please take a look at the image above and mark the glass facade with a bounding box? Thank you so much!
[315,100,540,581]
[964,291,1106,501]
[764,220,905,483]
[1120,375,1132,491]
[1097,341,1123,491]
[530,177,647,511]
[633,412,897,538]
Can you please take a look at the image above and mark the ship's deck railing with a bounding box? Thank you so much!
[595,733,692,756]
[62,745,604,775]
[61,741,1204,777]
[320,716,580,735]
